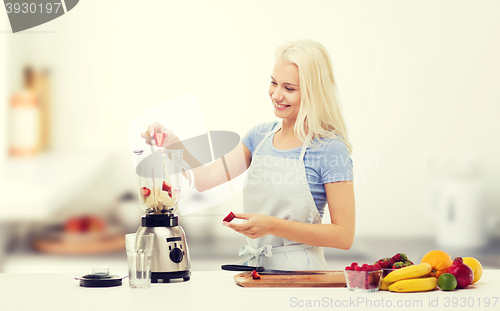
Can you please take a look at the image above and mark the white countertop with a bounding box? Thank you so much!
[1,271,499,311]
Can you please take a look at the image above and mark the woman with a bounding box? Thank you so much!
[142,39,355,270]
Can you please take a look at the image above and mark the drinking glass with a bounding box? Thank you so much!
[126,233,155,288]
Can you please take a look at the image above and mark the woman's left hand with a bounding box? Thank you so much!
[222,213,275,239]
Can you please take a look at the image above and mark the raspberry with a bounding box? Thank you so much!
[345,266,354,270]
[354,266,362,271]
[350,262,358,268]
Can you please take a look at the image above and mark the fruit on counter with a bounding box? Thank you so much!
[420,250,453,278]
[345,262,382,271]
[388,277,437,293]
[392,261,414,269]
[65,217,84,232]
[392,253,408,262]
[384,263,432,285]
[375,253,411,268]
[64,216,106,233]
[223,212,236,222]
[251,270,261,279]
[438,273,457,291]
[379,278,390,291]
[344,262,383,291]
[86,216,106,231]
[141,187,151,196]
[154,132,165,147]
[445,257,474,289]
[382,268,396,278]
[462,257,483,284]
[375,258,395,268]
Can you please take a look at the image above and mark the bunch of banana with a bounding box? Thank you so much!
[383,263,437,292]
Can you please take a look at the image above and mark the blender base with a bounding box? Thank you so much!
[151,270,191,283]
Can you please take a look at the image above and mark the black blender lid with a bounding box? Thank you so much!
[75,268,126,287]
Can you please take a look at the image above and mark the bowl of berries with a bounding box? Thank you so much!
[374,253,415,278]
[344,262,383,292]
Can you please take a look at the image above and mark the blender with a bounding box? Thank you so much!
[133,148,195,282]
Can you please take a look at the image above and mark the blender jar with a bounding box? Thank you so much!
[133,149,194,215]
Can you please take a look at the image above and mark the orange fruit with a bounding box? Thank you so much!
[420,250,453,278]
[463,257,483,284]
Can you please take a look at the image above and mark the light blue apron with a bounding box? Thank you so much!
[237,124,328,270]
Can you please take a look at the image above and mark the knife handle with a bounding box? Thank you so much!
[221,265,264,272]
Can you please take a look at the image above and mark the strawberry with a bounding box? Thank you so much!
[251,270,261,279]
[154,133,165,147]
[162,181,173,197]
[392,260,414,269]
[141,187,151,196]
[223,212,236,222]
[162,181,172,192]
[375,258,395,268]
[391,253,408,262]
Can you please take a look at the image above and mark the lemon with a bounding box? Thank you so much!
[438,273,457,291]
[463,257,483,284]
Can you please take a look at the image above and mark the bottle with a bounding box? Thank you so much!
[34,69,51,151]
[9,66,41,157]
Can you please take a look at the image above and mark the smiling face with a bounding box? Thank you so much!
[268,60,301,121]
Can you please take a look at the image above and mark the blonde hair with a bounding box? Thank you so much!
[275,39,352,154]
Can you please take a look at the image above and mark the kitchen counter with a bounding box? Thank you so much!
[1,271,499,311]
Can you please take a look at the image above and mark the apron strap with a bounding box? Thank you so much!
[236,243,314,266]
[253,123,281,155]
[299,132,312,163]
[254,122,312,162]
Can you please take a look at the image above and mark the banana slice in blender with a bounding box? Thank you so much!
[145,194,156,210]
[158,191,175,208]
[144,187,163,212]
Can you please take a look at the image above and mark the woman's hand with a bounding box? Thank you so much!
[222,213,276,239]
[140,122,180,148]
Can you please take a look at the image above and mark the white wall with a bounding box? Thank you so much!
[2,0,499,238]
[0,17,9,175]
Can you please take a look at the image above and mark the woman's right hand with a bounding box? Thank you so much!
[140,122,180,148]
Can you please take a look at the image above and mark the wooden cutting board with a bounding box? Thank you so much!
[234,271,346,287]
